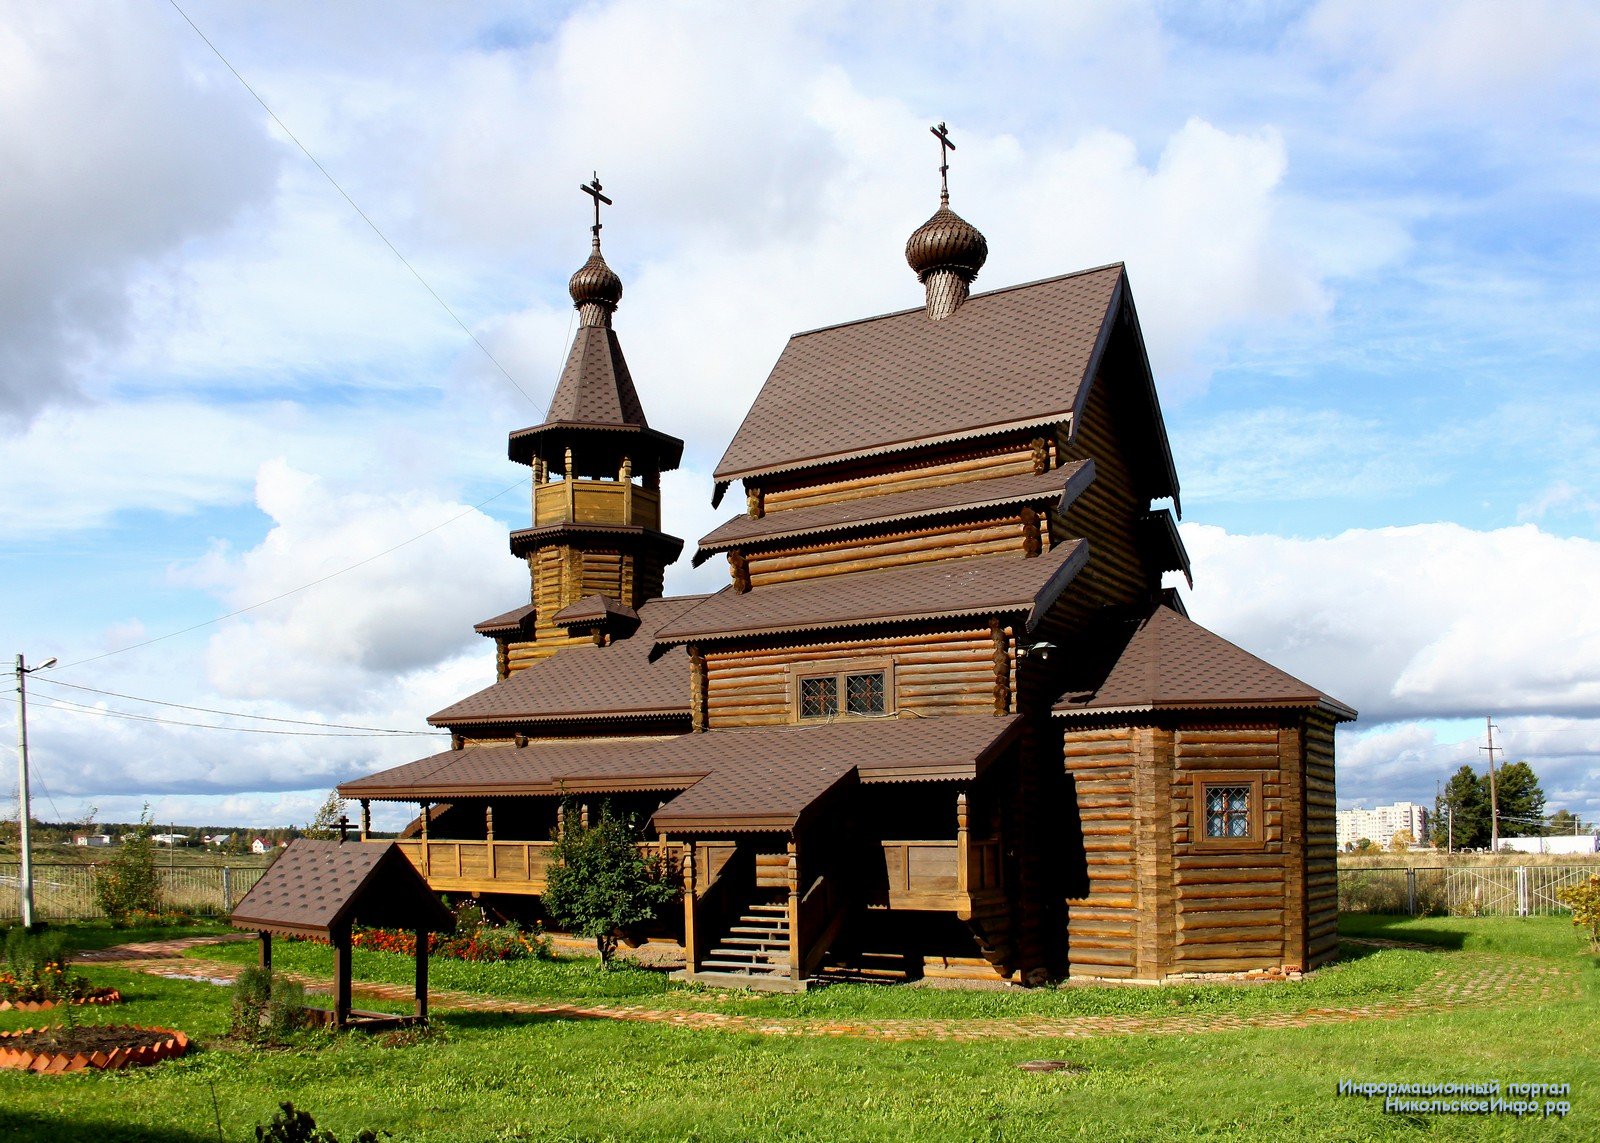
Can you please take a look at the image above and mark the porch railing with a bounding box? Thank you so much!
[877,838,1002,911]
[392,839,683,894]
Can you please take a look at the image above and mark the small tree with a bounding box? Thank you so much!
[92,806,162,924]
[1389,830,1416,852]
[1555,874,1600,951]
[303,790,347,840]
[541,802,678,966]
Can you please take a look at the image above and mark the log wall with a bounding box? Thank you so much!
[1169,725,1289,973]
[1304,713,1339,968]
[1061,726,1139,978]
[756,438,1049,513]
[703,629,999,728]
[743,516,1032,588]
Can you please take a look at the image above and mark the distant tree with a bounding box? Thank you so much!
[1353,837,1377,854]
[1434,765,1490,849]
[542,801,679,966]
[302,790,347,840]
[1494,761,1546,837]
[1389,830,1416,852]
[1548,809,1585,836]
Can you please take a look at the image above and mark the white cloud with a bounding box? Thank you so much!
[179,460,527,704]
[1182,521,1600,723]
[0,0,277,419]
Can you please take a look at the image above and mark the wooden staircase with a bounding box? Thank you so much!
[693,902,802,990]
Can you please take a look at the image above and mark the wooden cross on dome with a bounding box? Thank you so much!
[930,122,956,205]
[580,172,613,239]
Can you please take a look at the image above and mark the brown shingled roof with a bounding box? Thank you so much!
[473,603,537,638]
[340,715,1020,832]
[656,541,1088,645]
[230,840,454,938]
[693,460,1094,565]
[430,596,703,728]
[546,324,648,427]
[1052,606,1357,721]
[714,265,1124,483]
[552,594,639,628]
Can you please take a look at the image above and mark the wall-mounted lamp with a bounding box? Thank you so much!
[1017,641,1057,661]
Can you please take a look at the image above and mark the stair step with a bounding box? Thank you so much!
[746,903,789,914]
[707,948,781,963]
[729,922,787,935]
[674,969,808,993]
[722,935,788,948]
[702,958,788,973]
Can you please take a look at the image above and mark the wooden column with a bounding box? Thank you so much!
[956,791,971,895]
[259,931,272,972]
[332,927,352,1029]
[689,646,707,732]
[564,447,576,518]
[786,840,801,982]
[420,802,431,877]
[681,847,698,972]
[485,803,495,842]
[414,928,429,1021]
[359,800,370,841]
[990,618,1011,715]
[621,456,633,525]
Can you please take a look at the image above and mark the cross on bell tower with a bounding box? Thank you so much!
[580,172,612,242]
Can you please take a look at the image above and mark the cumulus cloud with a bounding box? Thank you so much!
[1182,521,1600,723]
[179,460,527,704]
[0,1,277,420]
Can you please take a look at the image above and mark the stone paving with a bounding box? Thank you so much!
[86,933,1582,1043]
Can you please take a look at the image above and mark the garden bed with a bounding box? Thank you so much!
[0,1025,189,1073]
[0,986,122,1013]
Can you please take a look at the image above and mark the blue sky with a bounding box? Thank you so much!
[2,0,1598,829]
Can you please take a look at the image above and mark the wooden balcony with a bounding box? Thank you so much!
[392,839,683,896]
[876,838,1003,914]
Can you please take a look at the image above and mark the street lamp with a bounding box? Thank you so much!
[15,654,56,929]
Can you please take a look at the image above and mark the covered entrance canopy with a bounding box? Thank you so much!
[230,839,454,1029]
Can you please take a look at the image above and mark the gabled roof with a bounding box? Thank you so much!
[655,541,1088,645]
[1052,606,1357,721]
[713,265,1124,485]
[552,594,639,628]
[430,596,704,728]
[340,714,1021,833]
[473,603,538,638]
[693,460,1094,565]
[230,840,454,938]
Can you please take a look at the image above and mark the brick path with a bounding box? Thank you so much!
[87,935,1581,1043]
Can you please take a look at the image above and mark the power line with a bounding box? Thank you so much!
[165,0,539,409]
[36,695,442,738]
[32,677,431,734]
[51,476,525,671]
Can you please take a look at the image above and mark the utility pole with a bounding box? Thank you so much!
[1481,716,1501,853]
[14,654,57,929]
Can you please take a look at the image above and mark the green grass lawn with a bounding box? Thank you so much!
[1,916,1595,1142]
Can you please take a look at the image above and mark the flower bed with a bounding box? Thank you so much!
[0,1025,189,1073]
[0,986,122,1013]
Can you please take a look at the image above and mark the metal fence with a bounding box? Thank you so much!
[0,863,265,922]
[1338,865,1597,917]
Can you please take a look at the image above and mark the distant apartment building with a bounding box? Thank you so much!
[1338,801,1429,848]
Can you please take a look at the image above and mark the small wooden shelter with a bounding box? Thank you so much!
[231,839,454,1028]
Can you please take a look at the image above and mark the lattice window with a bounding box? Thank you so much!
[1204,785,1253,839]
[799,676,837,719]
[845,672,885,715]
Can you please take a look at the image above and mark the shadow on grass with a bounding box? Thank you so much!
[0,1108,215,1143]
[1338,914,1468,949]
[434,1008,608,1032]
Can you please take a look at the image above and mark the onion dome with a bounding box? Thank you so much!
[568,239,623,327]
[905,204,989,284]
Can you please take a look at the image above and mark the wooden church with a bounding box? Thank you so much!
[342,147,1354,988]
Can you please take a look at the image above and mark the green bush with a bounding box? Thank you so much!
[91,811,163,924]
[255,1101,380,1143]
[231,966,309,1045]
[542,802,679,965]
[1556,873,1600,950]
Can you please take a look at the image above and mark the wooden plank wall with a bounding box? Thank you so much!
[1061,726,1139,978]
[703,629,996,728]
[1304,713,1339,968]
[743,516,1031,588]
[757,440,1046,513]
[1170,726,1289,972]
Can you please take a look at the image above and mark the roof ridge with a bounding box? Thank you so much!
[788,262,1126,340]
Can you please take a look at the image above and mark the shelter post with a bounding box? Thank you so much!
[332,924,352,1029]
[415,928,429,1020]
[259,931,272,972]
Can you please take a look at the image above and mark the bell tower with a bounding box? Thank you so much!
[500,176,684,671]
